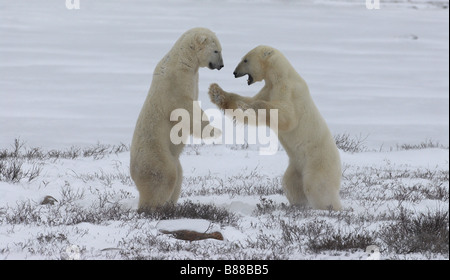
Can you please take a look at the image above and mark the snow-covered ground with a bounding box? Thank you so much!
[0,0,448,260]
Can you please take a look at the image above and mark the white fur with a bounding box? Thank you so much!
[130,28,223,211]
[209,45,342,210]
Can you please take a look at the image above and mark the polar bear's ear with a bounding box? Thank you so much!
[262,48,274,58]
[196,34,208,45]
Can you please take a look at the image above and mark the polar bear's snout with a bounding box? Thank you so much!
[210,55,224,70]
[208,52,224,70]
[233,59,254,85]
[233,69,247,79]
[209,61,224,70]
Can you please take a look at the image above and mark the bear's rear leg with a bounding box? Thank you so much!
[306,189,342,211]
[168,160,183,204]
[282,164,308,206]
[136,166,178,213]
[303,175,342,211]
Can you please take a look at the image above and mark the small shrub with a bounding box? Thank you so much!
[308,231,374,253]
[1,138,130,161]
[1,199,136,226]
[36,233,67,244]
[281,219,375,253]
[60,182,85,204]
[141,200,238,226]
[254,197,278,215]
[334,133,368,153]
[0,158,42,183]
[397,139,448,151]
[379,208,449,255]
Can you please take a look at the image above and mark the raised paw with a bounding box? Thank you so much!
[208,83,228,109]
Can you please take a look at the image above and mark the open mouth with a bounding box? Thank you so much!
[234,71,253,85]
[246,74,253,85]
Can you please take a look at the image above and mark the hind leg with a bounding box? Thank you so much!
[282,163,307,206]
[303,171,342,211]
[135,160,178,212]
[169,159,183,204]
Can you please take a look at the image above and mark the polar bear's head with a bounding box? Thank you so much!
[184,28,224,70]
[233,45,275,85]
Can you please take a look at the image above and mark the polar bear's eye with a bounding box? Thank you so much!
[214,50,218,53]
[244,59,248,63]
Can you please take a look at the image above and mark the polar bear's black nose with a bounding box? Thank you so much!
[233,71,237,77]
[218,64,224,70]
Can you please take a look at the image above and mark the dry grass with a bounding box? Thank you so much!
[0,137,448,259]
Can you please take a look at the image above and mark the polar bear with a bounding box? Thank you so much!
[130,27,223,212]
[208,45,342,210]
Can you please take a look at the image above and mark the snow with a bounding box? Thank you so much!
[0,0,449,260]
[1,0,448,149]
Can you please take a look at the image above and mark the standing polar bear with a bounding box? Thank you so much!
[209,45,342,210]
[130,28,223,212]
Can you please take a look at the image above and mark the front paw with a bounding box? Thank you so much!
[208,83,228,109]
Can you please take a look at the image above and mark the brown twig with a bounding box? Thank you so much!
[159,229,224,242]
